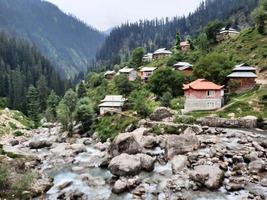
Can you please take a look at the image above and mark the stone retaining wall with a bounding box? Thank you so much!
[198,116,258,129]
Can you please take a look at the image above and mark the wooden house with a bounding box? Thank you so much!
[139,67,157,80]
[99,95,125,115]
[173,62,193,76]
[152,48,172,59]
[119,67,137,81]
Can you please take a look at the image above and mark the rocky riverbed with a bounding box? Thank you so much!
[1,116,267,200]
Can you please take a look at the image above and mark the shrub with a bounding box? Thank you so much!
[11,172,34,198]
[175,115,196,124]
[257,116,264,129]
[12,131,23,137]
[9,122,17,130]
[0,166,9,191]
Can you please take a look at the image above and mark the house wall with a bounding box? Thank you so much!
[181,69,193,76]
[184,89,222,99]
[140,71,154,80]
[100,107,122,115]
[153,53,171,60]
[228,78,256,93]
[181,45,190,52]
[129,70,137,81]
[184,98,223,113]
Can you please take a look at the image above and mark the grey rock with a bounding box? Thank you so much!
[112,179,127,194]
[150,107,174,121]
[171,155,188,174]
[249,159,266,174]
[165,134,199,160]
[190,165,224,189]
[29,140,52,149]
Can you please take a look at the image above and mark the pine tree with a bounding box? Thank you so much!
[45,90,60,122]
[176,32,181,50]
[37,75,48,112]
[77,82,87,98]
[26,85,40,127]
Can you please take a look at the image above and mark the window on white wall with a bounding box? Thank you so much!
[207,90,215,97]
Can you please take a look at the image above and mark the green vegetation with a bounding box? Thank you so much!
[130,47,145,67]
[95,115,139,142]
[252,0,267,34]
[0,165,34,199]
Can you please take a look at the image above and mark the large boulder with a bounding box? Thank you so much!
[150,107,174,122]
[249,159,266,174]
[165,134,199,160]
[112,179,127,194]
[29,140,52,149]
[190,165,224,190]
[108,153,155,176]
[142,135,158,149]
[108,153,142,176]
[109,128,145,157]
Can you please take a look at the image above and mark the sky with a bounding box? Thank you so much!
[46,0,203,31]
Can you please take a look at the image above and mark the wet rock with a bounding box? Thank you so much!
[165,134,199,160]
[108,153,155,176]
[149,107,174,121]
[225,177,247,191]
[142,135,158,149]
[249,159,266,174]
[10,139,19,146]
[57,180,73,190]
[94,142,108,151]
[261,178,267,187]
[112,179,127,194]
[108,153,142,176]
[138,153,155,172]
[171,155,188,174]
[29,140,52,149]
[70,144,87,154]
[109,129,145,157]
[58,190,85,200]
[190,165,224,189]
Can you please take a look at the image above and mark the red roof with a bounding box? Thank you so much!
[183,79,224,90]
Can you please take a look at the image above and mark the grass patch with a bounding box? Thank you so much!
[12,131,24,137]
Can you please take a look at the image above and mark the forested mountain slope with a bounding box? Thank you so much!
[96,0,259,66]
[0,32,68,113]
[0,0,105,78]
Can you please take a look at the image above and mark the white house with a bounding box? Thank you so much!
[217,27,240,42]
[152,48,172,59]
[99,95,126,115]
[119,67,137,81]
[139,67,157,80]
[142,53,153,62]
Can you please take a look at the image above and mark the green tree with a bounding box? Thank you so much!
[130,47,145,67]
[197,33,209,53]
[45,90,60,122]
[57,89,78,132]
[252,0,267,34]
[77,82,87,98]
[148,68,185,97]
[176,32,181,50]
[114,75,133,95]
[204,20,224,43]
[129,89,152,117]
[75,97,95,132]
[26,85,40,127]
[193,52,234,84]
[161,91,173,107]
[37,75,48,112]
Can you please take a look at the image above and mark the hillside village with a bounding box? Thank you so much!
[0,0,267,199]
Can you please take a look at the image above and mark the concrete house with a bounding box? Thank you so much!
[139,67,157,80]
[183,79,224,113]
[152,48,172,59]
[99,95,125,115]
[104,70,116,80]
[217,27,240,42]
[142,53,153,62]
[119,67,137,81]
[180,41,191,52]
[227,64,257,93]
[173,62,193,76]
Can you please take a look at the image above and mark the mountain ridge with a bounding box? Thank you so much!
[0,0,106,78]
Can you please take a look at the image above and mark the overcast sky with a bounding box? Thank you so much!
[45,0,203,31]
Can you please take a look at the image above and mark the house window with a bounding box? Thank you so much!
[207,101,215,109]
[207,90,215,97]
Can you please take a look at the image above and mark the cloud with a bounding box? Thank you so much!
[46,0,202,31]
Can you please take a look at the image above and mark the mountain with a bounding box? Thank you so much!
[96,0,259,66]
[0,32,69,113]
[0,0,106,78]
